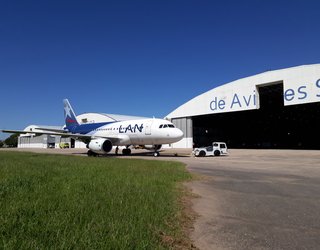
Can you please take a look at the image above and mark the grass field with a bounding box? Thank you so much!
[0,151,192,249]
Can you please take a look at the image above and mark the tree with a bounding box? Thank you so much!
[4,134,19,147]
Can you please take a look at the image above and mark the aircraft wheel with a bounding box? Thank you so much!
[122,148,132,155]
[87,150,97,157]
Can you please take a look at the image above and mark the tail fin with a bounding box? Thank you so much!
[63,99,79,130]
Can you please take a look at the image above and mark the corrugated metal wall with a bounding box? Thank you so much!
[171,117,193,138]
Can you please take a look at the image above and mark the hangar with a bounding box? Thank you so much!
[166,64,320,149]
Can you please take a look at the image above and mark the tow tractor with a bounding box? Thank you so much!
[193,142,228,157]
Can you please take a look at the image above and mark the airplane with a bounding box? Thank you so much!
[1,99,184,157]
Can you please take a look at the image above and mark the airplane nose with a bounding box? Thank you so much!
[175,128,184,140]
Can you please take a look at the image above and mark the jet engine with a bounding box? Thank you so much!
[88,139,113,154]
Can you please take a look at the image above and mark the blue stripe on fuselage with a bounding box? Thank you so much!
[69,122,115,134]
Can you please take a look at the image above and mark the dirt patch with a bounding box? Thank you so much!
[174,183,199,249]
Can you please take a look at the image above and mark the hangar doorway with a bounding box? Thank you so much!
[193,83,320,149]
[70,138,75,148]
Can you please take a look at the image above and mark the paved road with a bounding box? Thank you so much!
[180,150,320,250]
[3,148,320,249]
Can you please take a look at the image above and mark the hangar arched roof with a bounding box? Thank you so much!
[166,64,320,119]
[20,125,62,137]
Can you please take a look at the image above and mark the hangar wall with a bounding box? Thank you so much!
[171,117,193,148]
[17,125,65,149]
[167,64,320,149]
[18,134,83,149]
[18,135,52,148]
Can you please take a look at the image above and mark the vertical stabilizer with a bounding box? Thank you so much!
[63,99,79,131]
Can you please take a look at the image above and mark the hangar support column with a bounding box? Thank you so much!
[171,117,193,148]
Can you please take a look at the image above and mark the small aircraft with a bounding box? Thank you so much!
[1,99,184,157]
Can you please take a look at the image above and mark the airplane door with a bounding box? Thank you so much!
[145,121,153,135]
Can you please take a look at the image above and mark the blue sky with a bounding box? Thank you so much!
[1,0,320,139]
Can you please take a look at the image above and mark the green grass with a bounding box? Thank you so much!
[0,152,192,249]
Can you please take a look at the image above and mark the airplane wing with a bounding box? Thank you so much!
[36,127,68,133]
[1,129,91,138]
[1,129,122,143]
[1,129,45,135]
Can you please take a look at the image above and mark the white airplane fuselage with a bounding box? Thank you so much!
[87,118,183,146]
[1,99,184,157]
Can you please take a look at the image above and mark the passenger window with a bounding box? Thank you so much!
[220,144,226,148]
[213,143,218,147]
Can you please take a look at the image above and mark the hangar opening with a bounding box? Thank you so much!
[192,82,320,149]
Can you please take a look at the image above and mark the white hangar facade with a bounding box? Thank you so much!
[166,64,320,149]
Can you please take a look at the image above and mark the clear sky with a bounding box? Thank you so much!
[1,0,320,139]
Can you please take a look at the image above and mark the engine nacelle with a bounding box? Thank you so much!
[88,139,113,154]
[142,144,162,151]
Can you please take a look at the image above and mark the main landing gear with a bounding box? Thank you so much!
[153,151,160,157]
[122,146,131,156]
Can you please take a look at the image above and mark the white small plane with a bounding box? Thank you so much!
[1,99,183,157]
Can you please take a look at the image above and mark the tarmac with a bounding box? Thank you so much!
[2,148,320,249]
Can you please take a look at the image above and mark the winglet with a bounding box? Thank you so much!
[63,99,79,130]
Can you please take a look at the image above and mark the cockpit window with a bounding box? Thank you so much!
[159,124,175,128]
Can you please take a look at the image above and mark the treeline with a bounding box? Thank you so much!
[0,134,19,148]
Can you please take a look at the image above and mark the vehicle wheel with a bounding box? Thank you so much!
[214,150,221,156]
[199,151,206,157]
[154,152,160,157]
